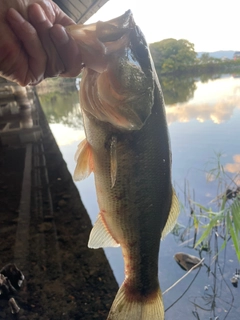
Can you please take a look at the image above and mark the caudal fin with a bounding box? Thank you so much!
[107,283,164,320]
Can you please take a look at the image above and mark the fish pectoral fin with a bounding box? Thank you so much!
[88,214,120,248]
[161,188,180,239]
[110,135,117,188]
[73,138,93,181]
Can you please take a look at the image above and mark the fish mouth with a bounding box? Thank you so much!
[66,11,154,130]
[96,10,133,42]
[66,11,135,73]
[68,10,134,42]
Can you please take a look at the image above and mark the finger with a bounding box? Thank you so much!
[28,3,65,78]
[50,24,83,77]
[51,2,76,27]
[6,8,47,85]
[36,1,75,27]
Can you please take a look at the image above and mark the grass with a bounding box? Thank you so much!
[192,152,240,261]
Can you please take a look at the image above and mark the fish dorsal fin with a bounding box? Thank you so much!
[161,188,180,239]
[73,138,93,181]
[88,214,120,248]
[110,135,117,188]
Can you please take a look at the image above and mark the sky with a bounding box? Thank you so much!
[87,0,239,52]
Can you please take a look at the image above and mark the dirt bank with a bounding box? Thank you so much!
[0,87,118,319]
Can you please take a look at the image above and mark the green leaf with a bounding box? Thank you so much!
[232,200,240,232]
[220,194,227,211]
[227,212,240,262]
[193,213,199,229]
[193,202,212,213]
[194,213,225,248]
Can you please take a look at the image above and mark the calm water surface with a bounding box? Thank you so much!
[39,73,240,319]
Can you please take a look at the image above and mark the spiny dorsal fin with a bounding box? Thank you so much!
[161,188,180,239]
[73,138,93,181]
[88,214,120,248]
[110,135,117,188]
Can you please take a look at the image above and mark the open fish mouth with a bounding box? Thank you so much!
[67,10,133,43]
[66,10,135,73]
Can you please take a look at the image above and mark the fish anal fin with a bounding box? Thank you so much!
[161,188,180,239]
[88,214,119,248]
[107,283,164,320]
[110,136,117,188]
[73,138,93,181]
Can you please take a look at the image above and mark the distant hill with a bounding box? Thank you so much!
[197,51,236,59]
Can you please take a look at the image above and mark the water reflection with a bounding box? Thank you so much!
[225,155,240,180]
[156,72,197,105]
[170,212,237,320]
[37,86,83,130]
[166,151,240,319]
[38,73,240,319]
[166,76,240,124]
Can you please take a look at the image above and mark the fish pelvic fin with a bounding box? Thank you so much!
[161,187,180,239]
[88,214,120,248]
[107,283,164,320]
[73,138,93,181]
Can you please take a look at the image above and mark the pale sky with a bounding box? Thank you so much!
[87,0,239,52]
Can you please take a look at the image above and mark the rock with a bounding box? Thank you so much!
[174,252,202,271]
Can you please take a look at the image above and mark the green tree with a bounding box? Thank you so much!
[150,38,197,74]
[199,53,221,64]
[200,53,211,63]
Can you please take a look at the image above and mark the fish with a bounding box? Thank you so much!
[174,252,203,271]
[66,10,179,320]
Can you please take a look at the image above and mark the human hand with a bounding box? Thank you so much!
[0,0,83,86]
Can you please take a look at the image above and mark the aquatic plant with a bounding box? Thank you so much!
[194,152,240,261]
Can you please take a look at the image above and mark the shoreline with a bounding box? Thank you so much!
[0,82,118,319]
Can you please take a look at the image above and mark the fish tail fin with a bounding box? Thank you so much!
[107,283,164,320]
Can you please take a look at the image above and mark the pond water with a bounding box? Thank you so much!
[39,72,240,320]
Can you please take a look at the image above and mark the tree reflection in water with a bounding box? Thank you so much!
[156,72,197,105]
[37,82,83,130]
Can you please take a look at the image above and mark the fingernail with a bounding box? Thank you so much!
[7,8,25,24]
[51,26,69,45]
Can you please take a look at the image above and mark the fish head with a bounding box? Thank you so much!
[66,11,155,130]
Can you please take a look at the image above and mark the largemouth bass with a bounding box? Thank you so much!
[66,10,179,320]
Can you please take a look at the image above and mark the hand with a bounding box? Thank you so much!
[0,0,83,86]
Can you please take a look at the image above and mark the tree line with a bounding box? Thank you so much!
[149,39,240,75]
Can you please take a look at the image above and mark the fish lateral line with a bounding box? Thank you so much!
[110,135,118,188]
